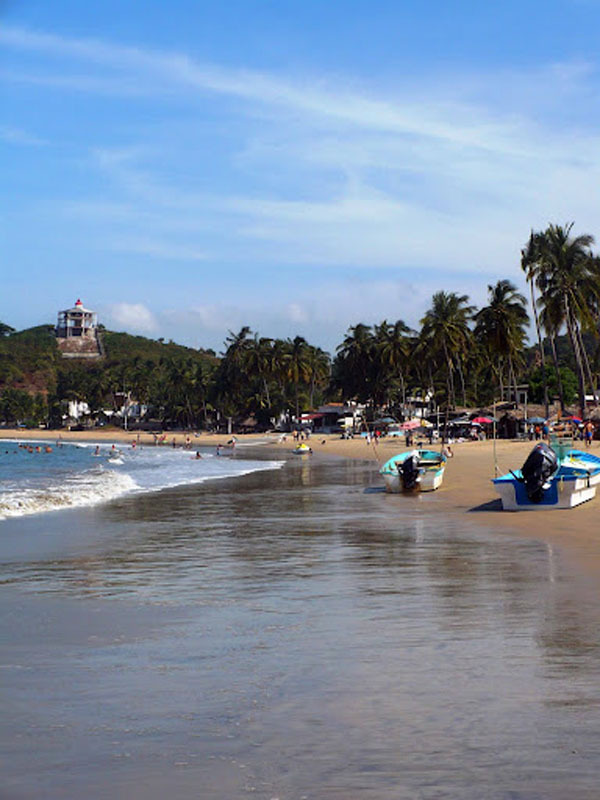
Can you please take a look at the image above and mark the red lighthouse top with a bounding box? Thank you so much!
[75,299,82,306]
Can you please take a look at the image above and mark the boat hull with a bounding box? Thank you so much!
[380,450,446,493]
[493,449,600,510]
[494,476,596,510]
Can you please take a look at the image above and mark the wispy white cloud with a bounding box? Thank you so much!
[3,24,596,159]
[107,236,208,262]
[0,124,46,146]
[107,303,157,333]
[3,24,600,349]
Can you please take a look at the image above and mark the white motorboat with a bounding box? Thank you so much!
[493,442,600,510]
[380,449,446,493]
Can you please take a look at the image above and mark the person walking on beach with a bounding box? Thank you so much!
[441,443,454,459]
[584,421,594,447]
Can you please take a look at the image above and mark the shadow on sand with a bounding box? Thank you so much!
[469,498,503,513]
[363,486,387,494]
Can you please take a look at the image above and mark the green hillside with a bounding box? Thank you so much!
[0,325,219,427]
[0,325,59,393]
[101,330,216,362]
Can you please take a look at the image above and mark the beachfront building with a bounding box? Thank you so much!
[301,402,365,433]
[55,299,102,359]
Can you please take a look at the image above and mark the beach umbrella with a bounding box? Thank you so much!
[419,419,434,428]
[399,419,420,430]
[472,416,493,424]
[373,417,396,425]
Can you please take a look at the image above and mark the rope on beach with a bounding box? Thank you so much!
[370,437,385,465]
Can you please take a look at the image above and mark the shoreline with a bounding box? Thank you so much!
[1,427,599,577]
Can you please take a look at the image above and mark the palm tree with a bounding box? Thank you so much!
[532,223,600,417]
[284,336,312,421]
[215,326,254,426]
[305,345,330,409]
[245,335,274,410]
[420,291,474,410]
[335,323,375,403]
[521,232,550,416]
[223,326,253,372]
[375,319,413,410]
[474,280,529,406]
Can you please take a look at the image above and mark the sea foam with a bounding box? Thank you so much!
[0,468,138,520]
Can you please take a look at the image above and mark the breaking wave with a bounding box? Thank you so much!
[0,468,138,520]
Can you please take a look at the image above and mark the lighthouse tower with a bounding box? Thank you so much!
[55,299,102,358]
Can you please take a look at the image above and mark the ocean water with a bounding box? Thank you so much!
[0,439,283,519]
[1,447,600,799]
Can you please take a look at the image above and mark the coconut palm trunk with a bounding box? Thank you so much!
[575,324,599,408]
[548,334,565,414]
[529,280,549,418]
[564,303,586,418]
[443,343,456,409]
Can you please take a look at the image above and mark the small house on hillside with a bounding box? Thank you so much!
[55,299,102,359]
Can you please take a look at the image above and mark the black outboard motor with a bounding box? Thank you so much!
[520,442,558,503]
[400,454,421,491]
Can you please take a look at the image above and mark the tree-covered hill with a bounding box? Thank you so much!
[101,330,216,362]
[0,325,220,427]
[0,325,59,393]
[0,325,217,396]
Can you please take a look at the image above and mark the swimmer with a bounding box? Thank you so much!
[194,451,202,459]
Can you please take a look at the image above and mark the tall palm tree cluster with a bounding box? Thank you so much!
[213,328,330,427]
[334,224,600,418]
[332,285,528,416]
[522,223,600,417]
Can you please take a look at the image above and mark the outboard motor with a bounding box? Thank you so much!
[400,453,421,491]
[520,442,558,503]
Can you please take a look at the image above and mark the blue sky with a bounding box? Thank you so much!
[2,0,600,354]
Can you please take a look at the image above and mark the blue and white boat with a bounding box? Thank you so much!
[493,442,600,510]
[380,449,447,493]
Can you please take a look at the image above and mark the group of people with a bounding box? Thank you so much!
[527,419,596,447]
[293,429,310,442]
[527,423,549,441]
[4,443,53,455]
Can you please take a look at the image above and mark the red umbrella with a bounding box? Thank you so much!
[472,416,493,424]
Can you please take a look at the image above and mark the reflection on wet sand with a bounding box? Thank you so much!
[2,456,600,798]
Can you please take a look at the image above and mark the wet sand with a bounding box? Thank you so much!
[3,432,600,798]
